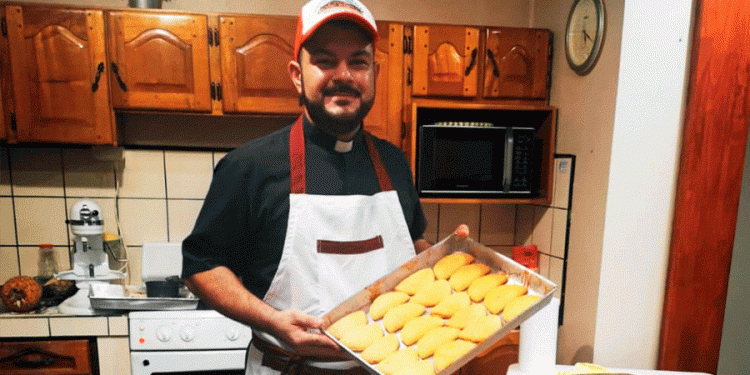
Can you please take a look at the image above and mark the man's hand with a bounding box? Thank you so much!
[454,224,470,237]
[269,309,349,359]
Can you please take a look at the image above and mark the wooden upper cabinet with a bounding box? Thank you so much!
[0,6,10,141]
[412,25,480,98]
[5,5,115,145]
[483,27,551,100]
[363,22,405,148]
[219,14,299,114]
[107,11,211,112]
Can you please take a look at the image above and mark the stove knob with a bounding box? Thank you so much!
[156,326,173,342]
[180,326,195,342]
[226,328,241,341]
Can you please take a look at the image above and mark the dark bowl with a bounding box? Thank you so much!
[146,277,182,298]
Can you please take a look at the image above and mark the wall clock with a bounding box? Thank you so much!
[565,0,606,75]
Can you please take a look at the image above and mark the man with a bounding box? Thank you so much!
[182,0,434,374]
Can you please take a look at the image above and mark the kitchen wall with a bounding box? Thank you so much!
[0,145,572,306]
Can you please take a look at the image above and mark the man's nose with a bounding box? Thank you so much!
[332,61,353,81]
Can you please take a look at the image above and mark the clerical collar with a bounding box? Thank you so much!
[304,117,361,153]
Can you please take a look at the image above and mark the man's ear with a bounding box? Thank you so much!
[288,59,303,94]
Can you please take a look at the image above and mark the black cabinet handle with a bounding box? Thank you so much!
[91,62,104,92]
[465,48,477,76]
[111,62,128,92]
[486,49,500,77]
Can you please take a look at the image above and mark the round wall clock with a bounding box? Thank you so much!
[565,0,606,75]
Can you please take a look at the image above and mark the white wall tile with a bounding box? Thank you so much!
[10,148,64,197]
[0,247,19,283]
[168,200,203,243]
[515,205,535,246]
[488,245,513,260]
[422,203,439,243]
[533,206,553,254]
[213,151,227,167]
[551,208,568,258]
[63,148,117,198]
[165,151,213,199]
[538,252,550,278]
[118,150,166,198]
[438,204,480,240]
[118,199,168,246]
[122,246,143,287]
[553,157,572,209]
[0,198,16,246]
[14,197,68,245]
[479,204,515,246]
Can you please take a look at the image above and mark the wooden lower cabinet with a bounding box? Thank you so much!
[457,330,519,375]
[0,338,95,375]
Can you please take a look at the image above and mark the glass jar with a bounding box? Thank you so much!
[38,243,58,278]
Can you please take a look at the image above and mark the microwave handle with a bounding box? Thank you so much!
[503,130,514,192]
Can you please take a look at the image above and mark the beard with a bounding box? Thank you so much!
[300,79,375,137]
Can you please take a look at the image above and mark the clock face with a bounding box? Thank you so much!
[566,0,604,74]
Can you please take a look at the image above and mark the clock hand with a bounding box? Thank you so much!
[583,29,593,45]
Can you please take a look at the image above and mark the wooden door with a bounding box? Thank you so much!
[412,25,480,98]
[363,22,405,148]
[107,11,211,112]
[219,14,299,114]
[6,6,115,145]
[483,28,551,100]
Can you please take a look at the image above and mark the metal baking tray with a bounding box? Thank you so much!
[89,285,199,311]
[321,233,557,375]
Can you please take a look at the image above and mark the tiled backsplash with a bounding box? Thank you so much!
[0,146,571,302]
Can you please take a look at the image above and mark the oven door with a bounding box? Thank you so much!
[130,349,245,375]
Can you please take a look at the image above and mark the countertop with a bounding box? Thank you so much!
[0,306,128,338]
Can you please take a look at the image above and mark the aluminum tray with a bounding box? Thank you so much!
[89,285,199,311]
[321,234,557,375]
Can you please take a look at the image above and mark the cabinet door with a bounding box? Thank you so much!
[363,22,405,148]
[107,11,211,112]
[6,6,115,145]
[219,15,299,114]
[0,339,94,375]
[412,25,480,98]
[1,6,10,141]
[483,28,551,100]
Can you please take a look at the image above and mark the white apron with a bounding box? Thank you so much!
[246,117,416,375]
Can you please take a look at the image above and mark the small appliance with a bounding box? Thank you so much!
[57,199,126,315]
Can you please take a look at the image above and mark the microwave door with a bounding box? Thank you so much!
[503,131,514,193]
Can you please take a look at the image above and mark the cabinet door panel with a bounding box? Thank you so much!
[7,6,114,144]
[219,15,299,114]
[412,25,479,98]
[1,6,10,141]
[107,11,210,112]
[0,339,93,375]
[483,28,551,100]
[363,22,404,148]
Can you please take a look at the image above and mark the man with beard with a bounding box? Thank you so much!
[181,1,434,374]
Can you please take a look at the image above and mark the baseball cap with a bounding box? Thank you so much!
[294,0,379,59]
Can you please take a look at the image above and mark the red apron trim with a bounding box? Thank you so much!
[364,132,394,192]
[289,116,306,194]
[317,236,384,255]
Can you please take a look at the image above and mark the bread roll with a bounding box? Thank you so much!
[458,314,502,343]
[361,334,400,364]
[449,263,490,292]
[416,326,460,359]
[383,302,426,333]
[326,310,368,340]
[401,315,445,346]
[446,304,487,329]
[502,294,541,323]
[433,339,477,371]
[484,284,527,315]
[467,273,508,303]
[430,291,471,318]
[340,322,384,352]
[375,347,419,375]
[433,252,474,280]
[411,279,451,307]
[392,360,436,375]
[370,291,410,321]
[395,268,435,296]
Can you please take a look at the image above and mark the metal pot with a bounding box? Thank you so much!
[129,0,163,9]
[145,276,182,298]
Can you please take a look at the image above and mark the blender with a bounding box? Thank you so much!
[57,199,126,315]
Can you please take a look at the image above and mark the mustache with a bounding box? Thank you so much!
[322,84,361,97]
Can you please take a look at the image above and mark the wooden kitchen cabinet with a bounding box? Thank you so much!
[483,27,551,100]
[411,24,480,98]
[5,5,116,145]
[0,6,10,142]
[107,10,211,112]
[0,339,95,375]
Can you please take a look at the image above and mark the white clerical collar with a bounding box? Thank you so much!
[334,139,354,153]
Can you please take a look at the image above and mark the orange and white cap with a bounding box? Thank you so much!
[294,0,378,59]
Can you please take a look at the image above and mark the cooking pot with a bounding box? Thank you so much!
[145,276,182,298]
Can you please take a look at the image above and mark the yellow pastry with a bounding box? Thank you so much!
[416,326,460,359]
[361,334,400,364]
[467,273,508,302]
[339,322,384,352]
[370,291,410,321]
[392,360,436,375]
[411,279,452,307]
[431,291,471,318]
[502,294,542,323]
[433,339,477,371]
[395,268,435,296]
[327,310,367,340]
[449,263,491,292]
[458,314,502,343]
[484,284,528,315]
[383,302,426,333]
[433,252,474,280]
[375,347,419,375]
[446,303,487,329]
[401,315,445,346]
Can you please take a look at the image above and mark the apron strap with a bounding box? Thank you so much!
[289,117,393,193]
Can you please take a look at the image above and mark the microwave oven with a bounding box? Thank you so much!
[417,123,538,197]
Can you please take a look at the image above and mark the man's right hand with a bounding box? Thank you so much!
[269,309,349,359]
